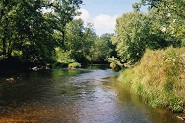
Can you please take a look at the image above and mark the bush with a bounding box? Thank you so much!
[118,47,185,112]
[110,62,121,71]
[68,62,81,69]
[108,57,122,71]
[52,62,68,68]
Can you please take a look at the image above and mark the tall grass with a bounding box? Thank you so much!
[119,47,185,112]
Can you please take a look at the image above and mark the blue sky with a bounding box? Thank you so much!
[76,0,147,36]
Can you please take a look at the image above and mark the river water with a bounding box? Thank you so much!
[0,66,182,123]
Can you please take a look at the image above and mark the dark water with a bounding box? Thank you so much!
[0,66,183,123]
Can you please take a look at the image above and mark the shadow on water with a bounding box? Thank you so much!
[0,66,183,123]
[103,77,182,123]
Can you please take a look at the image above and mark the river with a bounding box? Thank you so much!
[0,66,182,123]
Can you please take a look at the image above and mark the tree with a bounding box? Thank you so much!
[65,19,85,61]
[91,38,110,63]
[147,8,182,48]
[17,1,56,62]
[52,0,83,48]
[134,0,185,47]
[100,33,117,58]
[90,33,116,63]
[54,19,97,64]
[0,0,17,58]
[113,12,150,64]
[0,0,83,64]
[0,0,55,61]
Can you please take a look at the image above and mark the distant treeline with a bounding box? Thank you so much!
[0,0,184,71]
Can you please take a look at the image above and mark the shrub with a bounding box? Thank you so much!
[110,62,121,71]
[108,57,122,71]
[52,62,68,68]
[68,62,81,69]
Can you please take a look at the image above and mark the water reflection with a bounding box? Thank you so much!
[104,76,182,123]
[0,68,182,123]
[84,64,109,70]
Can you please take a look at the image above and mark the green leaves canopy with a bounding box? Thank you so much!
[0,0,83,63]
[113,12,150,63]
[135,0,185,46]
[112,0,184,65]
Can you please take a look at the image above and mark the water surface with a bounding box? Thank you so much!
[0,67,182,123]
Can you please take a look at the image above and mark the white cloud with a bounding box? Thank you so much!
[76,9,117,36]
[75,8,91,22]
[93,14,117,35]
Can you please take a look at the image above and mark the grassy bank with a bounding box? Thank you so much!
[119,47,185,112]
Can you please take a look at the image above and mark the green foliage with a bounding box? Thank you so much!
[55,47,75,63]
[113,12,150,64]
[53,20,98,66]
[65,19,96,63]
[1,0,184,70]
[68,62,81,68]
[90,34,115,63]
[108,57,122,71]
[0,0,83,64]
[110,62,121,72]
[100,33,117,58]
[52,62,68,68]
[118,47,185,112]
[113,4,184,65]
[136,0,185,47]
[51,0,83,47]
[56,19,115,64]
[11,50,22,57]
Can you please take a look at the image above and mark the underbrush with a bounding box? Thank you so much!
[119,47,185,112]
[68,62,81,68]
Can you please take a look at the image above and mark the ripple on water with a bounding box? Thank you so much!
[0,69,182,123]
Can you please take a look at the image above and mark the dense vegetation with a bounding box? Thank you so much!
[119,47,185,112]
[112,1,184,65]
[0,0,116,70]
[0,0,184,113]
[115,0,185,113]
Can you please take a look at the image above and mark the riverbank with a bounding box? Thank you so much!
[0,68,181,122]
[118,47,185,113]
[0,56,50,72]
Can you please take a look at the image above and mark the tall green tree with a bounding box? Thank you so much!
[90,33,116,63]
[54,19,97,63]
[100,33,117,58]
[134,0,185,47]
[52,0,83,48]
[65,19,85,61]
[112,12,150,63]
[0,0,16,58]
[0,0,83,63]
[91,38,110,63]
[65,20,96,62]
[17,1,55,62]
[0,0,55,61]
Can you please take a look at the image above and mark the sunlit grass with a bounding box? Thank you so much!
[119,47,185,112]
